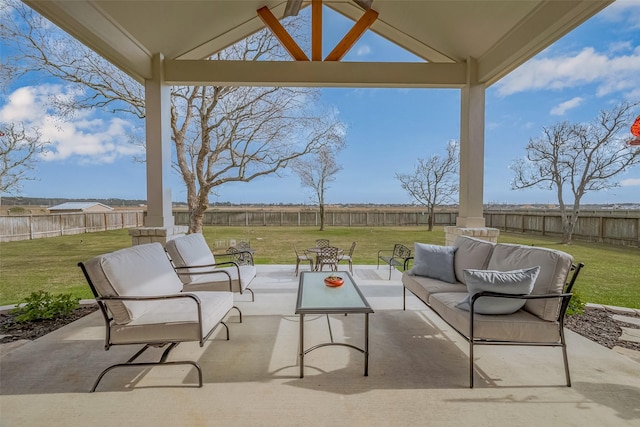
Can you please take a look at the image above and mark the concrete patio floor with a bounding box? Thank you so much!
[1,265,639,426]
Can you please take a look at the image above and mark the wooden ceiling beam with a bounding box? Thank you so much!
[257,6,309,61]
[311,0,322,61]
[325,9,378,61]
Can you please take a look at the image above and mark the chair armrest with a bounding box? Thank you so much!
[98,293,202,304]
[98,293,207,337]
[377,249,393,257]
[173,266,233,291]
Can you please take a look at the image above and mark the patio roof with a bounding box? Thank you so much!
[23,1,612,87]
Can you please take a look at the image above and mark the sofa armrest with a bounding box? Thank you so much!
[470,291,573,316]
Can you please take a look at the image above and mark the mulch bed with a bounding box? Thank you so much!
[565,306,640,351]
[0,305,99,343]
[1,304,639,353]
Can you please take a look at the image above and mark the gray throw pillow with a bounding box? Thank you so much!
[455,266,540,315]
[408,243,457,283]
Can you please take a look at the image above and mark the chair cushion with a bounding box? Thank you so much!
[452,236,495,284]
[455,267,540,315]
[109,291,233,344]
[488,244,573,321]
[83,243,183,325]
[166,233,216,284]
[408,243,457,283]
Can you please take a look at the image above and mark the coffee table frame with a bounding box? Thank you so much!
[295,271,374,378]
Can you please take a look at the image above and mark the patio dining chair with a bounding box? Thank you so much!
[315,239,330,248]
[226,241,254,266]
[293,244,314,276]
[338,241,357,274]
[316,246,340,272]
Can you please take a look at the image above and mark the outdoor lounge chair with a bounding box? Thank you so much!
[165,233,257,301]
[78,242,237,392]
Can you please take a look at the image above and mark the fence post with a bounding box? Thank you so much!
[599,216,605,243]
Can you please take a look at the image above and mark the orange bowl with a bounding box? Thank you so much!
[324,276,344,287]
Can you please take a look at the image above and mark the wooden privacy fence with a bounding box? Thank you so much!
[1,209,638,247]
[173,210,455,228]
[0,211,144,242]
[484,209,640,247]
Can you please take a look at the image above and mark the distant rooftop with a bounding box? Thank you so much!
[48,202,113,212]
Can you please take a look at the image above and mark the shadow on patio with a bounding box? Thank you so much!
[1,265,638,426]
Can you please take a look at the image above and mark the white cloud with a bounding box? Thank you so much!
[496,47,640,97]
[599,1,640,30]
[0,84,143,163]
[356,44,371,56]
[550,97,584,116]
[620,178,640,186]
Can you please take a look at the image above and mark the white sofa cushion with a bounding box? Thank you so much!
[84,243,183,325]
[455,267,540,315]
[452,236,495,284]
[408,243,457,283]
[488,244,573,321]
[402,271,467,303]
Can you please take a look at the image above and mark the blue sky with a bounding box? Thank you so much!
[2,1,640,206]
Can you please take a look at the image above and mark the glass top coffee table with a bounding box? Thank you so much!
[295,271,374,378]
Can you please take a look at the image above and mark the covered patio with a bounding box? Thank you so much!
[1,265,639,425]
[23,0,614,244]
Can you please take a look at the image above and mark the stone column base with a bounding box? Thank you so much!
[444,226,500,246]
[129,225,189,247]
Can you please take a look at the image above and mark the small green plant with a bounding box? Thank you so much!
[11,291,80,323]
[566,291,586,316]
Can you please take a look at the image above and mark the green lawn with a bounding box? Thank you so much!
[1,226,638,308]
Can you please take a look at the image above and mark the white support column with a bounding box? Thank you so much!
[129,53,187,246]
[446,57,498,245]
[144,53,174,228]
[458,57,486,228]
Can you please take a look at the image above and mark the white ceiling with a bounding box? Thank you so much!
[23,0,612,87]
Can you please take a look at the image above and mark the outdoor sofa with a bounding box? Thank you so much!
[402,235,583,388]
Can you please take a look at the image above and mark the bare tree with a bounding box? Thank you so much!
[171,32,345,232]
[395,141,459,231]
[511,102,640,244]
[292,144,345,231]
[2,1,345,232]
[0,122,48,202]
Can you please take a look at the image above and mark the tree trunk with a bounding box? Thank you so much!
[319,203,325,231]
[188,197,208,234]
[427,205,435,231]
